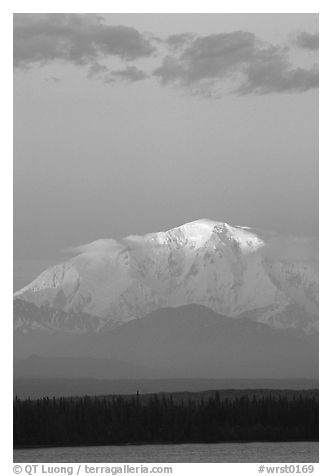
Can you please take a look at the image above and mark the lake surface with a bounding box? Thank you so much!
[14,442,318,463]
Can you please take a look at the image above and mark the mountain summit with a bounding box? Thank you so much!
[14,219,318,333]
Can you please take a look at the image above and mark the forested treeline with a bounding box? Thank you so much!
[14,392,318,447]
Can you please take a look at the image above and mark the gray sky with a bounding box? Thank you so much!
[13,13,318,289]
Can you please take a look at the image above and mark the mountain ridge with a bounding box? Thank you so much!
[14,219,318,333]
[14,304,318,378]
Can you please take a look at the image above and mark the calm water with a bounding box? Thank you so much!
[14,442,318,463]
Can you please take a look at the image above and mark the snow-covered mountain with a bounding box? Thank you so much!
[14,219,318,333]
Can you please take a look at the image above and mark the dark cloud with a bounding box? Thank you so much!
[44,76,61,83]
[156,31,256,85]
[13,13,155,68]
[182,31,256,77]
[108,65,148,83]
[238,53,318,95]
[87,62,109,79]
[14,16,318,96]
[293,32,319,50]
[154,31,318,95]
[166,33,196,49]
[87,63,147,84]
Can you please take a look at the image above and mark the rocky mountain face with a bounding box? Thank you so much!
[14,219,318,333]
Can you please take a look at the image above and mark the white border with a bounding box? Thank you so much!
[2,2,330,474]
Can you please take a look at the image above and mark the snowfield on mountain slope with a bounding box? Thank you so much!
[14,219,318,332]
